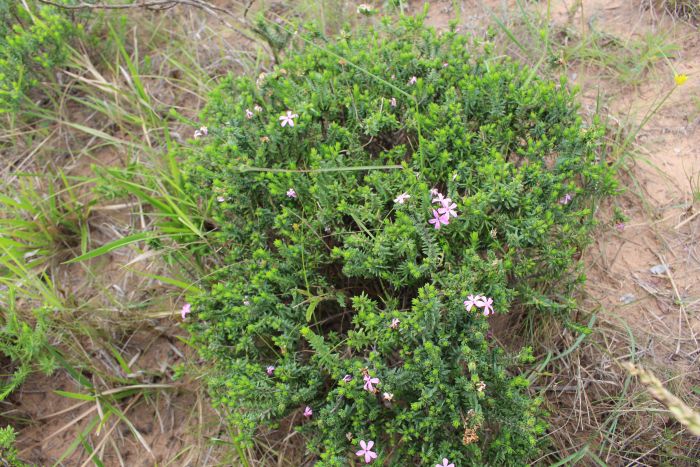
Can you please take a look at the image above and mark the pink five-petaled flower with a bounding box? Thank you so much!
[559,193,573,205]
[279,110,298,127]
[342,374,353,383]
[356,440,377,464]
[390,318,400,329]
[266,366,275,376]
[363,374,380,392]
[408,76,417,85]
[303,406,313,418]
[286,188,297,198]
[464,294,484,312]
[429,209,450,229]
[432,192,458,218]
[394,192,410,204]
[245,108,254,119]
[438,200,458,218]
[481,297,495,316]
[436,458,455,467]
[181,303,191,320]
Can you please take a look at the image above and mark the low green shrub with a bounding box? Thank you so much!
[0,0,81,112]
[184,15,615,465]
[0,425,25,466]
[0,294,56,401]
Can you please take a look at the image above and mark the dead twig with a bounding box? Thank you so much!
[39,0,226,15]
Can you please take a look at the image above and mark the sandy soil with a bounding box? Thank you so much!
[9,330,219,466]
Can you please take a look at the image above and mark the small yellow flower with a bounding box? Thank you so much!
[674,74,688,86]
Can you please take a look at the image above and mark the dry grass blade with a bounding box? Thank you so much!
[653,252,699,355]
[624,362,700,436]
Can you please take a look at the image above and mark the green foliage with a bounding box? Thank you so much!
[0,290,56,401]
[0,0,81,112]
[184,16,615,465]
[0,175,90,280]
[0,425,26,467]
[251,12,294,63]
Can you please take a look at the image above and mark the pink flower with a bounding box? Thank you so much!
[342,374,353,383]
[465,295,494,315]
[303,406,313,418]
[245,108,254,119]
[559,193,573,205]
[432,192,447,204]
[390,318,400,329]
[254,104,263,112]
[266,366,275,376]
[429,209,450,229]
[615,222,625,232]
[279,110,298,127]
[181,303,191,319]
[408,76,417,85]
[394,192,410,204]
[431,192,458,218]
[481,297,495,316]
[363,374,380,392]
[464,295,484,312]
[356,440,377,464]
[442,62,449,68]
[217,195,226,203]
[286,188,297,198]
[436,458,454,467]
[438,200,458,218]
[390,97,397,107]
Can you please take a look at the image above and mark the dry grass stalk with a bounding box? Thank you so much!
[625,361,700,436]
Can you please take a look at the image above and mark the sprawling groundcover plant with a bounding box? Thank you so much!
[0,0,81,112]
[184,15,615,466]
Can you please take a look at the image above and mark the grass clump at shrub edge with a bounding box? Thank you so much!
[184,15,616,466]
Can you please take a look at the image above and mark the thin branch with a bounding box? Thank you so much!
[38,0,235,20]
[38,0,264,56]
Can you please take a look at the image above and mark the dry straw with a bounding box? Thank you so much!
[624,362,700,436]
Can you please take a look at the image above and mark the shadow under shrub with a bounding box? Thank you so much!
[184,16,616,466]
